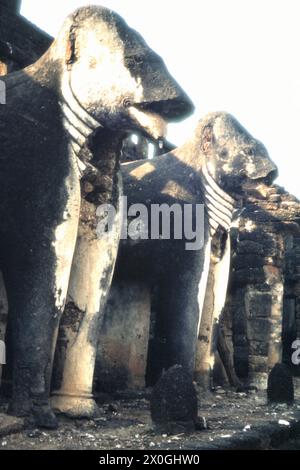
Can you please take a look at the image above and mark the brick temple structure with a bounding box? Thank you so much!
[222,185,300,389]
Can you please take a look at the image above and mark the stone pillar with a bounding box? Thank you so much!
[94,280,151,392]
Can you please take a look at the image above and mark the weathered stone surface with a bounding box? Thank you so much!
[232,268,266,286]
[2,0,300,412]
[95,281,151,392]
[246,292,272,318]
[292,283,300,296]
[239,230,271,244]
[282,298,297,364]
[247,319,271,341]
[150,365,198,432]
[267,363,294,404]
[237,240,264,255]
[232,254,264,270]
[232,296,248,335]
[0,1,21,13]
[1,4,194,428]
[248,341,269,356]
[233,334,248,347]
[233,345,249,379]
[0,413,24,437]
[264,265,282,285]
[223,181,297,388]
[248,355,269,374]
[249,372,268,389]
[114,111,278,395]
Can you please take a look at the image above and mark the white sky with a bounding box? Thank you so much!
[21,0,300,198]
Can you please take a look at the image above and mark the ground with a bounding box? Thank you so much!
[1,382,300,450]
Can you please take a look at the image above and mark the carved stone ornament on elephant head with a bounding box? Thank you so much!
[0,5,193,428]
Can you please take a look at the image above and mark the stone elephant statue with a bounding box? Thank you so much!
[92,112,278,389]
[0,5,193,427]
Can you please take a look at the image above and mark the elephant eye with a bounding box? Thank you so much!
[123,98,132,108]
[124,55,144,67]
[133,55,144,64]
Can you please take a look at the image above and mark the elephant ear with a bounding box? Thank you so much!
[200,163,235,236]
[196,161,235,336]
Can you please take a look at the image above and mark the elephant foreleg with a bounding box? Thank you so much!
[155,248,207,377]
[51,183,122,418]
[5,173,80,428]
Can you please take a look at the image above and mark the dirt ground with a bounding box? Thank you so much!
[1,383,300,450]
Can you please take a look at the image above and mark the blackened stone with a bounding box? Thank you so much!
[150,365,199,433]
[239,231,267,244]
[267,363,294,404]
[248,355,269,373]
[0,6,52,70]
[247,293,273,318]
[194,416,208,431]
[237,240,264,255]
[0,1,21,13]
[232,268,266,286]
[247,319,271,342]
[248,340,269,356]
[232,254,264,270]
[233,345,249,379]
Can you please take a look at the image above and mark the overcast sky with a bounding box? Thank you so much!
[21,0,300,198]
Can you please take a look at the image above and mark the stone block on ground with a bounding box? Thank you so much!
[267,363,294,404]
[150,365,201,433]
